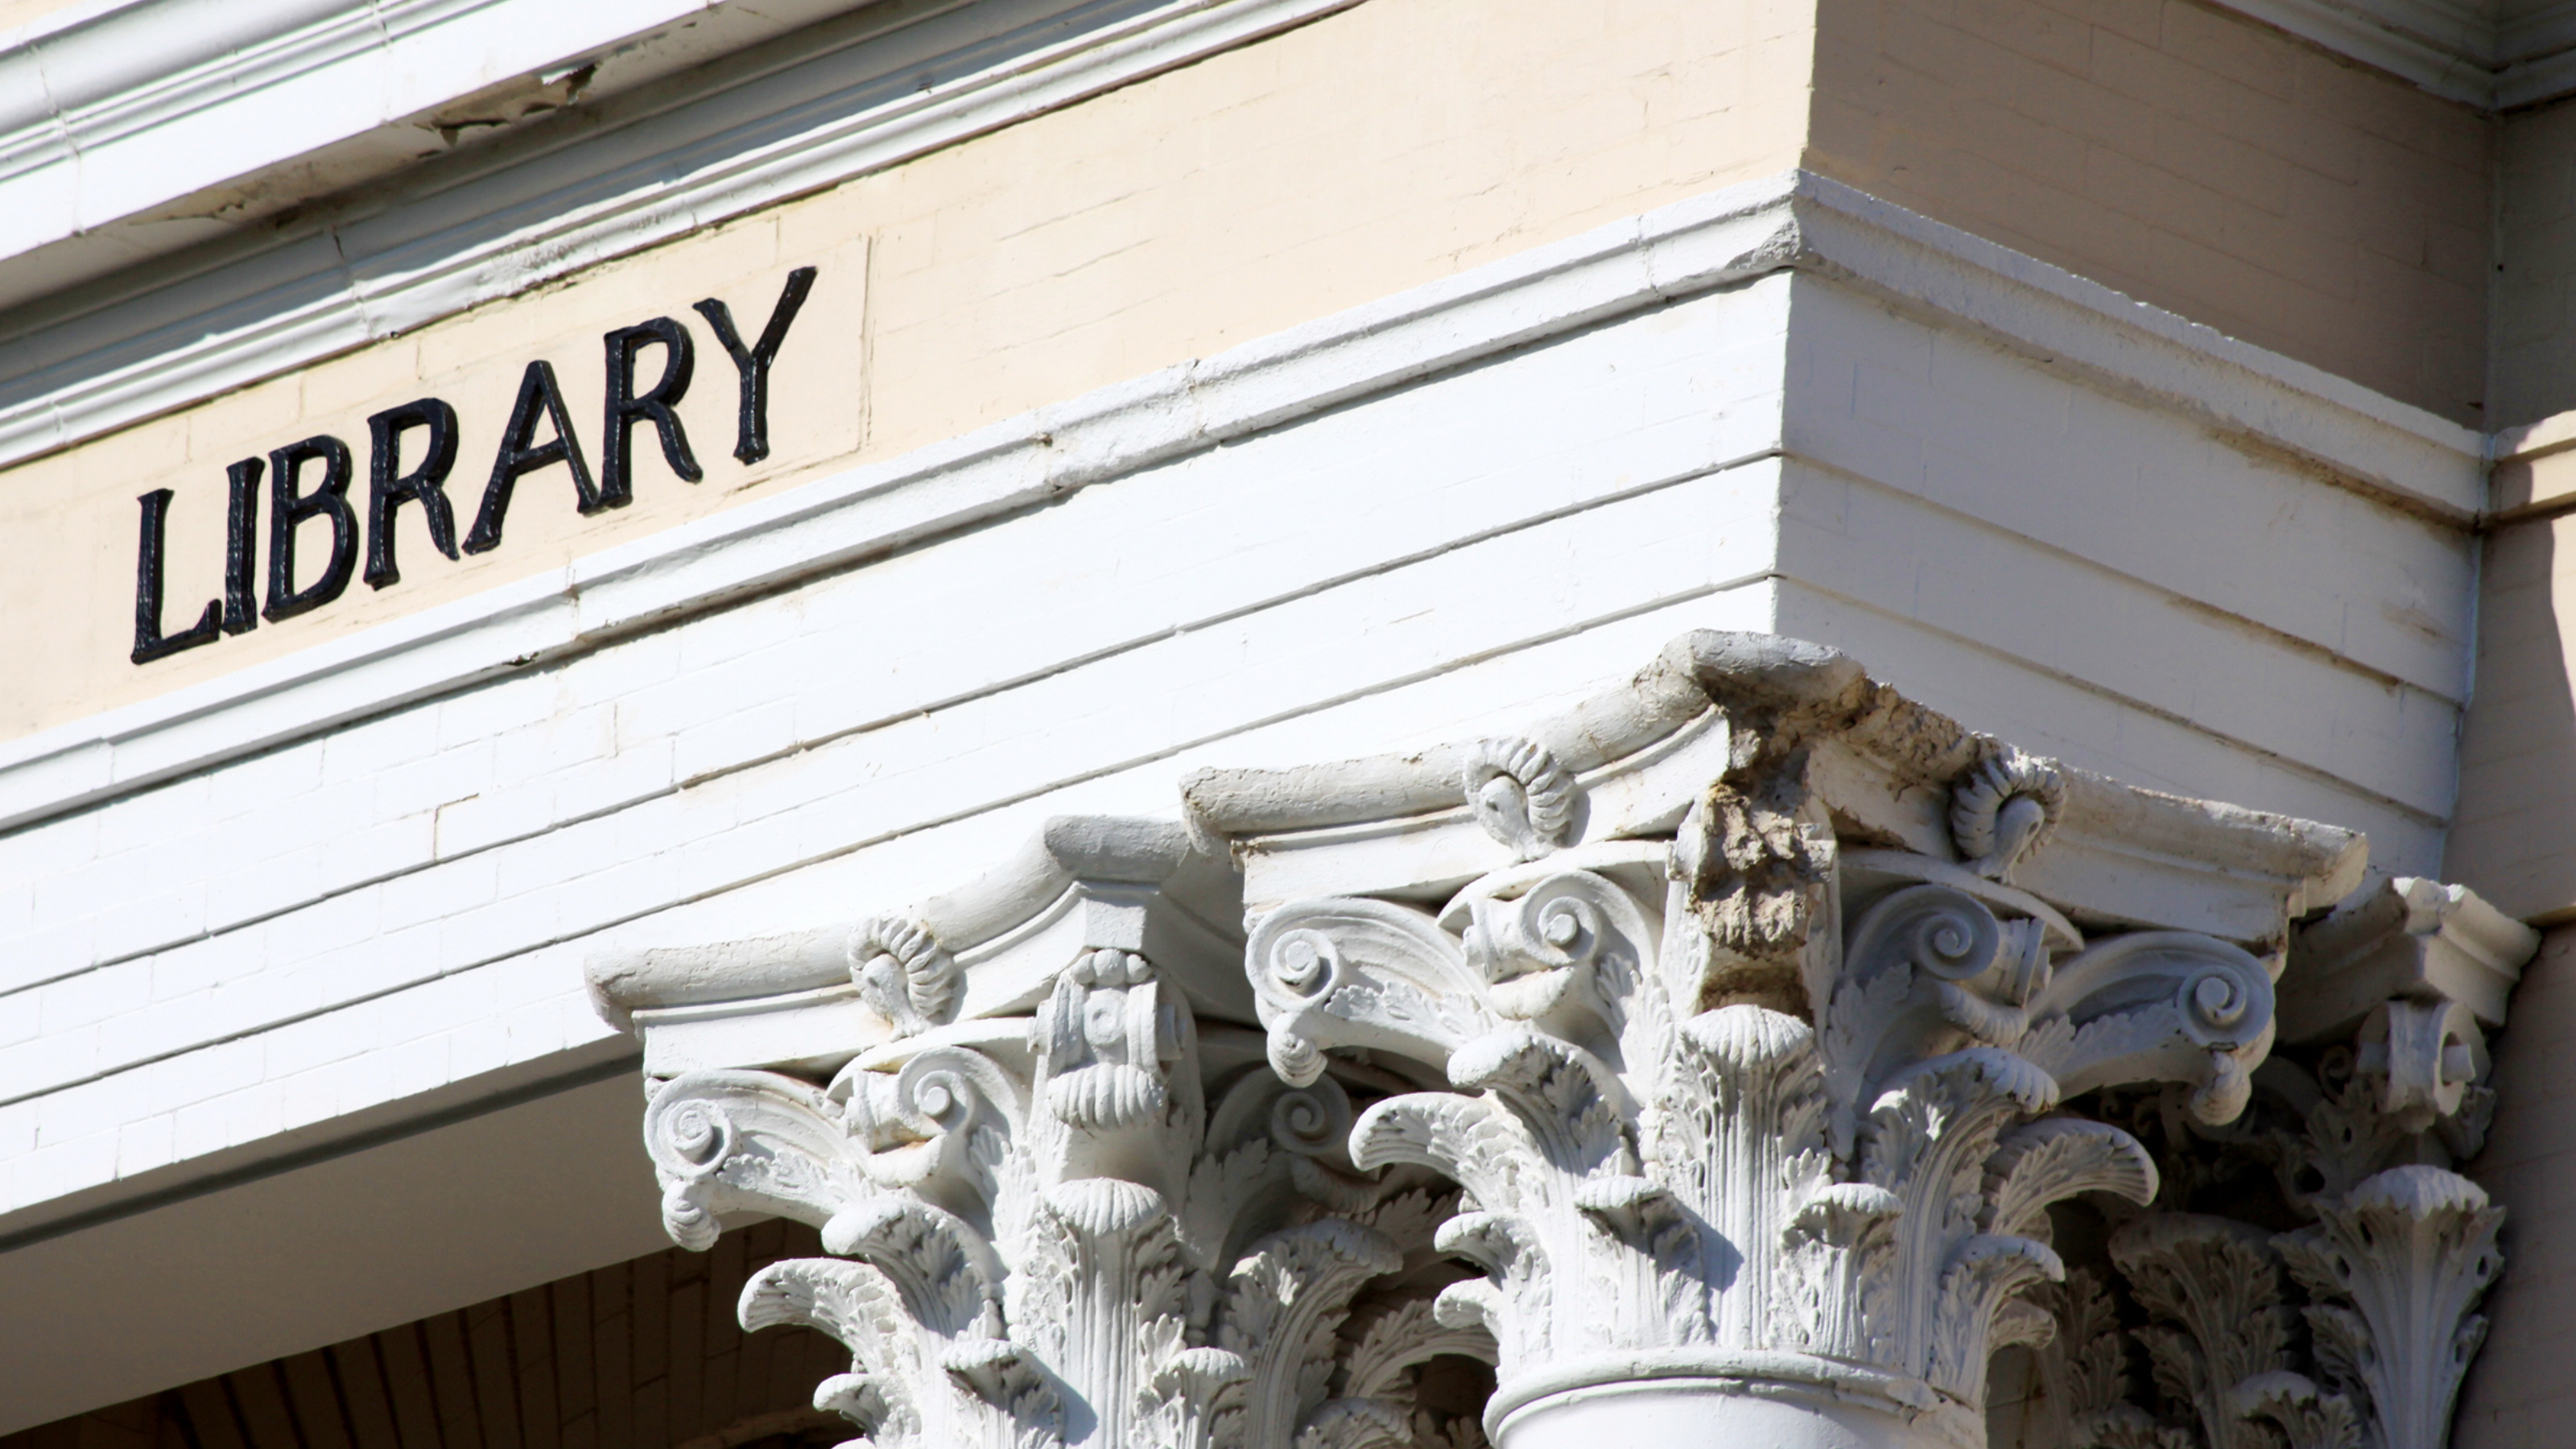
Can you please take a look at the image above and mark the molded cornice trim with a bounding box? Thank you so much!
[2211,0,2576,109]
[0,171,2483,844]
[0,0,1365,469]
[0,0,750,271]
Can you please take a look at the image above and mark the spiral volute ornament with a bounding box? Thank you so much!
[2173,953,2268,1050]
[1266,929,1337,998]
[652,1095,733,1177]
[1269,1082,1355,1158]
[645,1095,734,1250]
[1849,884,2005,985]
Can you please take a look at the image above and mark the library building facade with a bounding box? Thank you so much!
[5,1,2576,1447]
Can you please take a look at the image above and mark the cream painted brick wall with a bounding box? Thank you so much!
[1807,0,2493,424]
[2494,99,2576,429]
[2456,926,2576,1449]
[2446,513,2576,921]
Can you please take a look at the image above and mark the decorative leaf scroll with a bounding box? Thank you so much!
[1246,898,1492,1088]
[2021,931,2277,1125]
[641,943,1449,1449]
[645,1069,873,1249]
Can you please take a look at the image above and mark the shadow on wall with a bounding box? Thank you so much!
[2445,510,2576,925]
[0,1220,845,1449]
[2450,510,2576,1449]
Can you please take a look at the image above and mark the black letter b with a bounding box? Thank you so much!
[265,435,358,622]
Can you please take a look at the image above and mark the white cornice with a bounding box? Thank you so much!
[0,171,2483,842]
[0,0,742,267]
[0,0,1364,469]
[2210,0,2576,109]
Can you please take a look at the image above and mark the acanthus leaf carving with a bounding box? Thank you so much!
[642,932,1436,1449]
[602,639,2524,1449]
[1215,1218,1405,1449]
[2110,1213,2296,1449]
[1229,770,2310,1449]
[741,1253,1063,1449]
[2275,1166,2505,1449]
[1266,825,2246,1441]
[2232,1371,2367,1449]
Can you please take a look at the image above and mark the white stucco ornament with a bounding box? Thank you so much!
[588,631,2532,1449]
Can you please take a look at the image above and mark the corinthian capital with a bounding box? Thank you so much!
[592,817,1480,1449]
[581,630,2484,1449]
[1186,630,2367,1448]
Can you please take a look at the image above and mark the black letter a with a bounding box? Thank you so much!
[463,360,598,555]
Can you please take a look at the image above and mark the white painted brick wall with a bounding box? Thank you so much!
[1782,274,2467,868]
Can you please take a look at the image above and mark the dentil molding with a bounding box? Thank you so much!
[588,630,2538,1449]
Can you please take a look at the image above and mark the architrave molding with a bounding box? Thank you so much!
[0,0,713,246]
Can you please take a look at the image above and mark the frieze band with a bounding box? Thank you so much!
[130,266,817,665]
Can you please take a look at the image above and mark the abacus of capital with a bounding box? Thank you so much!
[585,632,2539,1449]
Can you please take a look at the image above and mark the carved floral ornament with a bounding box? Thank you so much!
[584,632,2540,1449]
